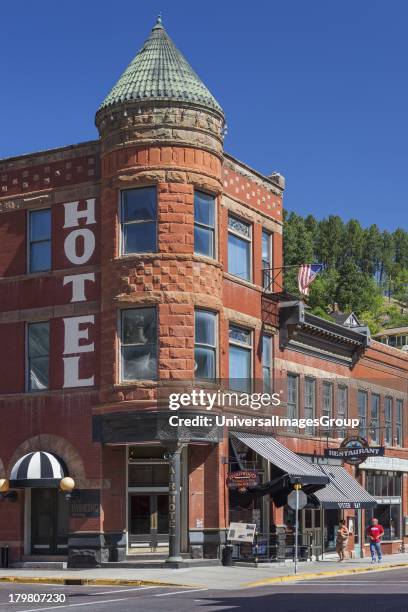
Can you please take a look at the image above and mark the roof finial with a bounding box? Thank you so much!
[152,12,163,30]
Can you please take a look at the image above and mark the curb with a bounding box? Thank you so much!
[0,576,192,588]
[244,561,408,587]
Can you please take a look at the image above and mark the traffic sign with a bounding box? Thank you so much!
[287,489,307,510]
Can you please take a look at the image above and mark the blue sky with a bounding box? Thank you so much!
[1,0,407,230]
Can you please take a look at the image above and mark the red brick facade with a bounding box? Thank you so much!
[0,21,407,566]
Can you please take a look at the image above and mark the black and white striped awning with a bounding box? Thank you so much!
[311,464,377,509]
[10,452,66,488]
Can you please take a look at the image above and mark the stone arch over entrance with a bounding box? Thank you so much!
[0,457,5,479]
[7,434,86,481]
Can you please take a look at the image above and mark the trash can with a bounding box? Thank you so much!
[0,546,8,568]
[222,544,234,566]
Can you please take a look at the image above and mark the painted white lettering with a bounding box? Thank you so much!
[63,315,94,355]
[63,199,96,228]
[63,356,94,388]
[64,229,95,265]
[63,273,95,303]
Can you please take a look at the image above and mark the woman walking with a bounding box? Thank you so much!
[336,519,349,562]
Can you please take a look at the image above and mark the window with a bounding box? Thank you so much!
[194,191,215,258]
[29,209,51,272]
[262,230,272,289]
[396,399,403,446]
[229,325,252,392]
[195,310,216,380]
[337,386,348,438]
[228,215,251,281]
[120,308,157,380]
[121,187,157,254]
[358,390,367,438]
[322,382,333,429]
[287,374,299,423]
[370,394,380,443]
[304,378,315,435]
[262,334,272,392]
[385,397,393,446]
[365,472,402,540]
[27,322,50,391]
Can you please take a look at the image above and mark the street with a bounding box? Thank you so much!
[1,568,408,612]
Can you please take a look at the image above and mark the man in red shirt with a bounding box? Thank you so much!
[367,517,384,563]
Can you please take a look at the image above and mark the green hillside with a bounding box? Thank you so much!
[283,212,408,334]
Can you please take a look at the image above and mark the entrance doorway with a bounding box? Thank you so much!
[128,494,169,552]
[31,489,69,555]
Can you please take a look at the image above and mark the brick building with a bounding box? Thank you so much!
[0,17,407,567]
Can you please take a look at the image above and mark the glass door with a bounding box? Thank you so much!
[31,489,69,555]
[129,494,169,551]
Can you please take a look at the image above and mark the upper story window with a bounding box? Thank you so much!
[195,310,216,380]
[262,334,272,392]
[371,393,380,443]
[120,308,157,381]
[337,386,348,438]
[228,215,251,281]
[194,191,215,258]
[229,324,252,392]
[262,230,272,289]
[29,209,51,273]
[384,397,393,445]
[358,390,367,438]
[287,374,299,424]
[121,187,157,254]
[396,399,403,446]
[304,378,315,435]
[27,321,50,391]
[322,382,333,427]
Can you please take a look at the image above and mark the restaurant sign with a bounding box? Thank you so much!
[226,471,259,493]
[324,436,385,465]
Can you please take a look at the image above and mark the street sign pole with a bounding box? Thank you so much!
[294,485,299,575]
[287,484,307,575]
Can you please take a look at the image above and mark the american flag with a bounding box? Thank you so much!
[298,264,323,296]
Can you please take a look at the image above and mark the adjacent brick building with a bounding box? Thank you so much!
[0,16,407,566]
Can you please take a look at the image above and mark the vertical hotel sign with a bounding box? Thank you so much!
[62,199,96,387]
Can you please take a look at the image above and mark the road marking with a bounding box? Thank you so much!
[15,597,129,612]
[155,588,208,597]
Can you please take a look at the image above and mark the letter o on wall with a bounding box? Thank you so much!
[64,229,95,265]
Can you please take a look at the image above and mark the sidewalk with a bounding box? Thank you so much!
[1,553,408,589]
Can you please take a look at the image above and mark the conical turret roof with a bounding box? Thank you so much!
[98,16,223,115]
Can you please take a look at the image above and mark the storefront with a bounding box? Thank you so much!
[360,456,408,553]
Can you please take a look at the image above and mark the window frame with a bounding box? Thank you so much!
[337,385,348,439]
[261,229,273,289]
[370,393,380,443]
[227,214,252,282]
[194,308,217,381]
[228,323,253,392]
[119,306,158,382]
[28,208,52,273]
[396,399,403,447]
[358,390,368,439]
[262,333,273,392]
[26,320,50,392]
[322,381,333,429]
[194,190,216,260]
[384,397,393,446]
[119,186,158,256]
[304,377,316,435]
[287,373,299,423]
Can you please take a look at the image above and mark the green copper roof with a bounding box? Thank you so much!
[98,16,223,115]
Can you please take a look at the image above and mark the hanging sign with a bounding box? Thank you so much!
[226,471,259,493]
[324,436,384,465]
